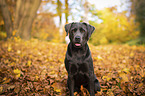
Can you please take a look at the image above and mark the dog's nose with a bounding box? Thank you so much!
[75,36,81,42]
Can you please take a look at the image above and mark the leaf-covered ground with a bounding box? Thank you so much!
[0,39,145,96]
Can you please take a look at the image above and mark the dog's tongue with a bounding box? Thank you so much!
[75,43,81,46]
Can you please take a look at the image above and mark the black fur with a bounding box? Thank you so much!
[64,22,100,96]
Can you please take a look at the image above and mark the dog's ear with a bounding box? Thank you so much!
[65,23,72,36]
[83,22,95,40]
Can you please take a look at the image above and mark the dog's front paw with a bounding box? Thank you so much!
[94,79,101,92]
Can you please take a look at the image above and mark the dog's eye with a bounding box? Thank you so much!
[82,30,85,32]
[71,29,76,33]
[80,28,85,32]
[72,30,75,32]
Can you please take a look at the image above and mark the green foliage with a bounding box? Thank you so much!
[89,7,139,45]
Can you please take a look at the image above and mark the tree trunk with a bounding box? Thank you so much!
[15,0,41,40]
[0,0,13,39]
[57,0,62,26]
[0,0,41,40]
[139,22,145,39]
[131,0,145,41]
[83,0,89,23]
[65,0,69,24]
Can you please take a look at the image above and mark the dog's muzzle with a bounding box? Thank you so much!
[74,36,81,47]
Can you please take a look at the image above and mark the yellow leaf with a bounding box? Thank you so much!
[0,86,3,93]
[16,74,21,78]
[136,65,140,68]
[8,45,12,51]
[2,78,11,84]
[102,76,109,81]
[55,89,61,93]
[50,66,54,69]
[35,76,39,81]
[107,77,111,81]
[10,62,15,66]
[27,60,31,66]
[52,82,61,93]
[3,77,7,81]
[12,30,17,36]
[122,68,130,73]
[59,58,63,62]
[102,76,106,80]
[107,89,114,96]
[97,55,103,60]
[130,52,134,57]
[0,20,4,25]
[8,85,15,90]
[14,36,21,42]
[17,50,21,54]
[122,86,126,91]
[119,73,129,82]
[49,70,55,75]
[14,69,21,74]
[138,83,143,87]
[94,55,103,61]
[14,69,21,78]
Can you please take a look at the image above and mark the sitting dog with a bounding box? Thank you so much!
[64,22,100,96]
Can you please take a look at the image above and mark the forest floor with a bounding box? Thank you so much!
[0,39,145,96]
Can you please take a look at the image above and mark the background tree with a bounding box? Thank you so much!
[0,0,13,38]
[0,0,143,45]
[130,0,145,44]
[89,7,139,45]
[0,0,41,40]
[65,0,69,24]
[82,0,89,22]
[57,0,62,26]
[14,0,41,40]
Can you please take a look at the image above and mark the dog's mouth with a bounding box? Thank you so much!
[75,43,81,47]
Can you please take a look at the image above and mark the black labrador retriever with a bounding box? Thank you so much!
[64,22,100,96]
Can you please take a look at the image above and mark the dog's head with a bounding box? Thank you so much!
[65,22,95,48]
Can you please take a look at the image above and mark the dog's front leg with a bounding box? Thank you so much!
[89,74,95,96]
[68,75,74,96]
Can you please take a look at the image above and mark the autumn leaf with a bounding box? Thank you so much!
[27,60,31,66]
[119,73,129,82]
[0,86,3,94]
[122,68,130,73]
[7,85,15,90]
[13,69,21,78]
[17,50,21,54]
[8,45,12,51]
[0,40,145,95]
[102,76,111,81]
[2,77,11,84]
[51,82,61,93]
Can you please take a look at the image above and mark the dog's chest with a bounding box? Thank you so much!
[70,56,89,75]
